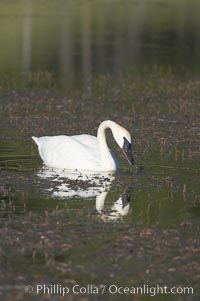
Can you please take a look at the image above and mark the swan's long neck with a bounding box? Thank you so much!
[97,120,116,170]
[97,120,114,152]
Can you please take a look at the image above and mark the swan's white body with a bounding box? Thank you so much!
[32,120,132,172]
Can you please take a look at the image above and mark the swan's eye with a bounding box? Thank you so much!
[123,137,131,147]
[123,137,130,145]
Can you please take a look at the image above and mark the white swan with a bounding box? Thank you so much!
[32,120,134,171]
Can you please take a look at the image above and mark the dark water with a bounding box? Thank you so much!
[0,1,200,301]
[0,0,200,87]
[0,86,200,300]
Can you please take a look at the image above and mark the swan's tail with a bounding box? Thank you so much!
[32,136,40,146]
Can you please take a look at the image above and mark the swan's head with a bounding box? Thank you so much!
[112,124,135,166]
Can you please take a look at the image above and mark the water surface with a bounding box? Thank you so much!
[0,0,200,89]
[0,84,199,300]
[0,1,200,300]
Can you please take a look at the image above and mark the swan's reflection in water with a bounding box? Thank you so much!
[37,166,132,221]
[96,186,131,221]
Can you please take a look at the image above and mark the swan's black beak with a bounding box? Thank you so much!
[122,137,135,166]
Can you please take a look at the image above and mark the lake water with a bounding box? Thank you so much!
[0,0,200,87]
[0,1,200,301]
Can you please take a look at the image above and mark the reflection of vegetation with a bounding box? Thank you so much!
[0,0,200,80]
[0,71,56,90]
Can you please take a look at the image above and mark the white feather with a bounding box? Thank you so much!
[32,120,132,171]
